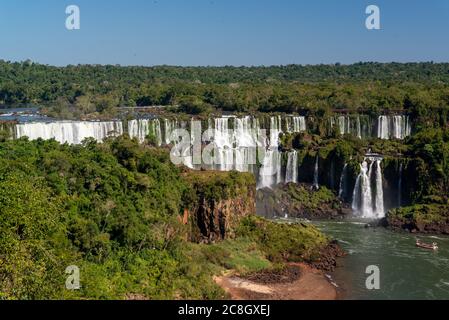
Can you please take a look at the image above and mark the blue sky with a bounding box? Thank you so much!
[0,0,448,66]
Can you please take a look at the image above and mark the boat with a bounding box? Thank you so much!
[416,239,438,250]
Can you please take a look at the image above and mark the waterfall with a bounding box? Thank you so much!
[377,115,411,140]
[285,151,298,183]
[352,161,373,218]
[269,116,282,148]
[164,119,177,144]
[214,117,234,171]
[337,116,349,135]
[352,158,385,218]
[286,116,306,133]
[128,119,162,145]
[356,117,362,139]
[258,149,282,189]
[338,163,348,199]
[15,121,123,145]
[313,155,319,189]
[377,116,389,139]
[333,115,363,138]
[373,160,385,217]
[234,116,258,172]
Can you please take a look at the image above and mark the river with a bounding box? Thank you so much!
[314,219,449,300]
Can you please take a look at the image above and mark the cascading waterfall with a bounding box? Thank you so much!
[352,161,373,218]
[373,160,384,216]
[234,116,258,172]
[164,119,177,144]
[15,121,123,144]
[214,117,234,171]
[286,116,306,133]
[313,155,319,189]
[269,116,282,147]
[337,116,350,135]
[352,157,385,218]
[12,114,411,193]
[285,151,298,183]
[258,149,282,189]
[332,115,363,138]
[128,119,162,145]
[338,163,348,199]
[377,115,411,140]
[330,114,411,140]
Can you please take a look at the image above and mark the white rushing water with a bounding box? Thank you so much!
[338,163,348,199]
[286,116,306,133]
[285,151,298,183]
[128,119,162,145]
[258,149,282,189]
[15,121,123,144]
[214,117,234,171]
[352,158,385,218]
[331,114,411,140]
[12,114,409,191]
[377,115,411,140]
[313,155,319,189]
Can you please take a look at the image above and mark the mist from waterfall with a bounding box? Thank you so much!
[330,114,411,140]
[286,116,306,133]
[285,151,298,183]
[377,115,411,140]
[352,158,385,218]
[258,149,282,189]
[313,155,319,189]
[15,121,123,144]
[128,119,162,145]
[12,114,409,193]
[338,163,348,199]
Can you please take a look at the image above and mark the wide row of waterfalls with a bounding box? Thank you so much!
[9,114,412,144]
[5,114,410,219]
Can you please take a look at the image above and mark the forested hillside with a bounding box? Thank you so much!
[1,61,449,117]
[0,136,331,299]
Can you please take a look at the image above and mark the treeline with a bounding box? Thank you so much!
[1,60,449,118]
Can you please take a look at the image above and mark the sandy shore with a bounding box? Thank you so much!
[214,263,338,300]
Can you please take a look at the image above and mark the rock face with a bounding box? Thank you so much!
[381,204,449,235]
[192,191,256,242]
[256,183,350,220]
[309,240,347,272]
[183,170,256,242]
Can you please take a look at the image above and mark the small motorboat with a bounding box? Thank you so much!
[416,239,438,250]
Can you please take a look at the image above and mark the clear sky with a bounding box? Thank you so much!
[0,0,448,66]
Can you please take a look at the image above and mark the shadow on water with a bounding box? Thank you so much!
[314,219,449,300]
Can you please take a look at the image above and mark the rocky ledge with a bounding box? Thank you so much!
[257,183,351,220]
[381,204,449,235]
[182,170,256,242]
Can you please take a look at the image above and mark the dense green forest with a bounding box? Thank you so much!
[0,136,330,299]
[1,61,449,118]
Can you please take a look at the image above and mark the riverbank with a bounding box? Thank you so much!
[214,263,338,300]
[382,204,449,235]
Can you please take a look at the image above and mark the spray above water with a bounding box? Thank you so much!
[352,157,385,219]
[313,155,320,189]
[285,151,298,183]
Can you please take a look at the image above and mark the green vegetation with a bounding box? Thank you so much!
[388,204,449,225]
[285,185,338,211]
[1,61,449,122]
[0,136,330,300]
[237,216,328,262]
